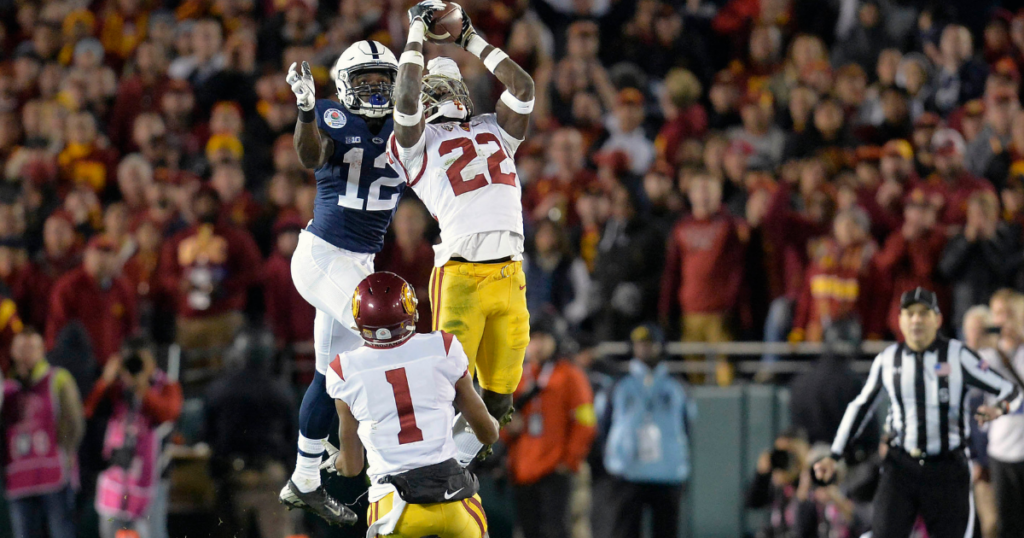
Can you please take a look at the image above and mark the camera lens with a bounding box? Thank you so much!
[124,354,144,375]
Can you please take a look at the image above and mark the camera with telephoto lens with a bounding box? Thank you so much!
[985,325,1003,335]
[770,448,792,471]
[123,352,144,376]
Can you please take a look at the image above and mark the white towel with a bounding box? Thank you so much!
[365,487,406,538]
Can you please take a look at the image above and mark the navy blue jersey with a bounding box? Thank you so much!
[306,100,406,253]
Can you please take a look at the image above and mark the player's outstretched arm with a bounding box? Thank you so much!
[287,61,333,169]
[454,375,500,445]
[393,1,442,148]
[334,399,365,477]
[454,7,534,141]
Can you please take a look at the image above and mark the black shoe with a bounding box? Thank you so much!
[282,480,357,526]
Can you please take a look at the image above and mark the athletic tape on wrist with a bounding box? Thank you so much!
[466,34,488,57]
[393,103,423,126]
[482,48,509,73]
[500,90,534,114]
[399,51,424,68]
[408,20,426,44]
[298,107,315,123]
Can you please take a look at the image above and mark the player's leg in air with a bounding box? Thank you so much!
[388,0,535,465]
[276,39,406,526]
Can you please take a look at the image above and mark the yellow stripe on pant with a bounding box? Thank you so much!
[428,260,530,395]
[367,492,488,538]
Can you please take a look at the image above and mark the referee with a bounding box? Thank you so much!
[814,287,1023,538]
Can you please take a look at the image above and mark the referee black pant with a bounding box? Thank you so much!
[873,448,979,538]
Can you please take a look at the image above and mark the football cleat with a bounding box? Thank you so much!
[280,480,357,526]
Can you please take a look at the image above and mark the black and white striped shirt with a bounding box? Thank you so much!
[831,337,1023,459]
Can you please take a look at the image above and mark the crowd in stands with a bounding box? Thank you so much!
[3,0,1024,536]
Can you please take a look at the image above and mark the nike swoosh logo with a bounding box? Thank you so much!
[519,285,526,290]
[444,488,464,500]
[326,503,342,516]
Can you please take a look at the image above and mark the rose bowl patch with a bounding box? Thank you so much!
[324,108,347,129]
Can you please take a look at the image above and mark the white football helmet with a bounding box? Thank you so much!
[422,57,474,123]
[333,40,399,118]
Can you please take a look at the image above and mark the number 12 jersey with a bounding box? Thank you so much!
[325,331,469,501]
[386,114,525,253]
[307,100,407,254]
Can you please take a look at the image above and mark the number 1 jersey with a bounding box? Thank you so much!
[306,100,407,254]
[325,331,469,501]
[386,114,524,247]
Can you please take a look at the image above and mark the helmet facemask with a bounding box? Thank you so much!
[421,74,474,123]
[338,66,398,118]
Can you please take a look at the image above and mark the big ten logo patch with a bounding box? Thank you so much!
[177,225,229,267]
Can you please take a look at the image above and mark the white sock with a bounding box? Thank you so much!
[452,414,485,467]
[291,434,324,492]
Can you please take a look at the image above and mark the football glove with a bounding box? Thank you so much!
[286,61,315,112]
[408,0,444,27]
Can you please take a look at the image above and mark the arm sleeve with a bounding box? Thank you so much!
[325,358,346,401]
[830,350,886,458]
[438,332,470,386]
[83,379,113,419]
[141,381,184,424]
[387,131,428,186]
[560,367,597,471]
[745,471,774,508]
[961,347,1023,412]
[938,235,972,279]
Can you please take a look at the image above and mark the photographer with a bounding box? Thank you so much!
[83,337,182,538]
[746,427,810,538]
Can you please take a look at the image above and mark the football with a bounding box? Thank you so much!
[425,2,463,44]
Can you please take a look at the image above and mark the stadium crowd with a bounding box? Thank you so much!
[3,0,1024,536]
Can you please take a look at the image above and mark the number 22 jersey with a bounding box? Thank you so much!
[324,331,469,501]
[306,100,407,254]
[386,114,525,265]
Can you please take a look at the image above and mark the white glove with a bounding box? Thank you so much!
[286,61,315,112]
[319,440,341,475]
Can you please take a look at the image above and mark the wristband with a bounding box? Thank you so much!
[500,90,534,114]
[482,48,509,73]
[298,108,315,123]
[399,51,424,68]
[466,34,488,57]
[393,102,423,126]
[408,20,426,44]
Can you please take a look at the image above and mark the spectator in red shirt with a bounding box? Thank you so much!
[262,215,313,359]
[107,41,171,150]
[209,163,259,228]
[375,200,434,333]
[46,235,137,366]
[57,111,119,198]
[660,173,748,385]
[523,128,596,226]
[158,186,262,354]
[874,194,948,338]
[14,211,80,331]
[656,68,709,168]
[790,207,883,343]
[914,128,995,231]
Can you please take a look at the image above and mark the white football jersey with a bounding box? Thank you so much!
[325,331,469,501]
[387,113,525,246]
